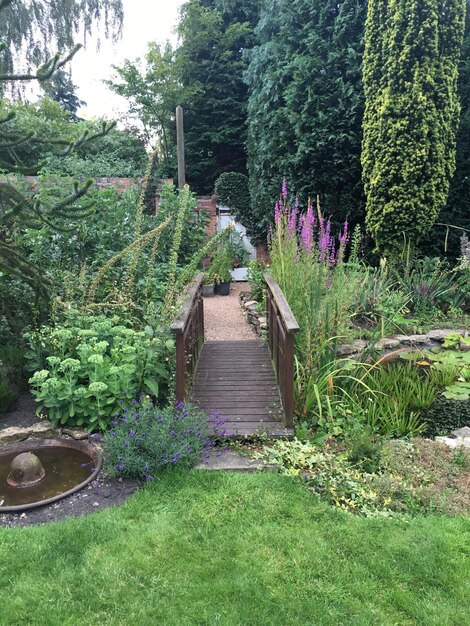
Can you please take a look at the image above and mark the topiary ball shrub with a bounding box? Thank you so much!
[104,399,221,481]
[422,394,470,437]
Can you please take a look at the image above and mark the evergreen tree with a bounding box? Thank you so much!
[426,0,470,258]
[176,0,259,194]
[41,69,86,118]
[362,0,466,257]
[0,0,115,298]
[246,0,367,241]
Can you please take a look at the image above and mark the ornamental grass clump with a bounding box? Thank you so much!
[104,399,220,481]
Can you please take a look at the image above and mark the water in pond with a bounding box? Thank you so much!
[0,447,95,508]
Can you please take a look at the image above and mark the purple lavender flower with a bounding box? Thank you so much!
[146,475,154,481]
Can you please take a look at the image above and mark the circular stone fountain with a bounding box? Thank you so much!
[0,439,101,513]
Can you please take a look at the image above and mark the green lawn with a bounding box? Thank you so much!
[0,471,468,626]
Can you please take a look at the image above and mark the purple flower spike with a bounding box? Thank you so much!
[282,178,288,201]
[274,200,281,225]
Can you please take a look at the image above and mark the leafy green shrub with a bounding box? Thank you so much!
[347,432,382,474]
[422,396,470,437]
[246,259,267,303]
[104,400,215,481]
[25,312,174,429]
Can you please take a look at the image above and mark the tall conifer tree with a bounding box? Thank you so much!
[362,0,466,256]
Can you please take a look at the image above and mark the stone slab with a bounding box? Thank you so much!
[0,422,60,445]
[195,449,275,472]
[435,436,470,449]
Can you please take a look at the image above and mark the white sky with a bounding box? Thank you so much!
[71,0,183,120]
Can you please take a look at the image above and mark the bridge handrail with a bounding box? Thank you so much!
[170,272,205,402]
[264,273,300,428]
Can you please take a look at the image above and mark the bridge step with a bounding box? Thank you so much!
[192,341,293,439]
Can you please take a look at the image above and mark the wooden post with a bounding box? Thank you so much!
[175,333,185,403]
[176,105,186,190]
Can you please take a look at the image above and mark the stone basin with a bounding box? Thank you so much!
[0,439,101,513]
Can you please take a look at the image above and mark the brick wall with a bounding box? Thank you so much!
[0,175,142,193]
[196,196,218,236]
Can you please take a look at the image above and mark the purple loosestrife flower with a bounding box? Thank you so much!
[339,219,349,247]
[319,219,333,262]
[288,204,298,233]
[300,215,313,252]
[274,200,281,225]
[282,178,288,201]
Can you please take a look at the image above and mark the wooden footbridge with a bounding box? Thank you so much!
[171,273,299,438]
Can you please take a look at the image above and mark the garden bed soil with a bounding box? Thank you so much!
[0,391,38,431]
[0,472,140,528]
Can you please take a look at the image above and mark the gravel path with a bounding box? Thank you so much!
[204,282,256,341]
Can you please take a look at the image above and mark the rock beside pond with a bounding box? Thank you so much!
[436,427,470,449]
[395,334,428,344]
[426,329,466,342]
[0,421,60,444]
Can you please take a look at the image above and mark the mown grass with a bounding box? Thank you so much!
[0,470,469,625]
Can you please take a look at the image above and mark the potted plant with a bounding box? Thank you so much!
[203,273,215,297]
[210,246,233,296]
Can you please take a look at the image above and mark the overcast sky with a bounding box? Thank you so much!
[71,0,183,119]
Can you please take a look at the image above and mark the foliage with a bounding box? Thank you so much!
[0,0,123,81]
[246,0,367,242]
[25,312,174,429]
[246,259,267,303]
[175,0,260,194]
[269,183,353,366]
[207,243,233,284]
[423,395,470,436]
[109,1,259,193]
[106,42,188,173]
[258,437,470,516]
[40,69,85,117]
[0,371,16,414]
[214,172,251,226]
[0,8,116,338]
[423,2,470,259]
[104,400,215,481]
[0,97,146,177]
[362,0,467,256]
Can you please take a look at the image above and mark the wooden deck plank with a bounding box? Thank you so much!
[192,340,291,439]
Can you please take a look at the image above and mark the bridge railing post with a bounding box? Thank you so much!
[171,273,205,403]
[264,273,300,428]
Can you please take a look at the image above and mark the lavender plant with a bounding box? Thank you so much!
[104,399,220,481]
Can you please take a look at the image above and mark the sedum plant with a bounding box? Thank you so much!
[25,311,174,429]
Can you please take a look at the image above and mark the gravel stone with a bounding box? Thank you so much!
[204,283,257,341]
